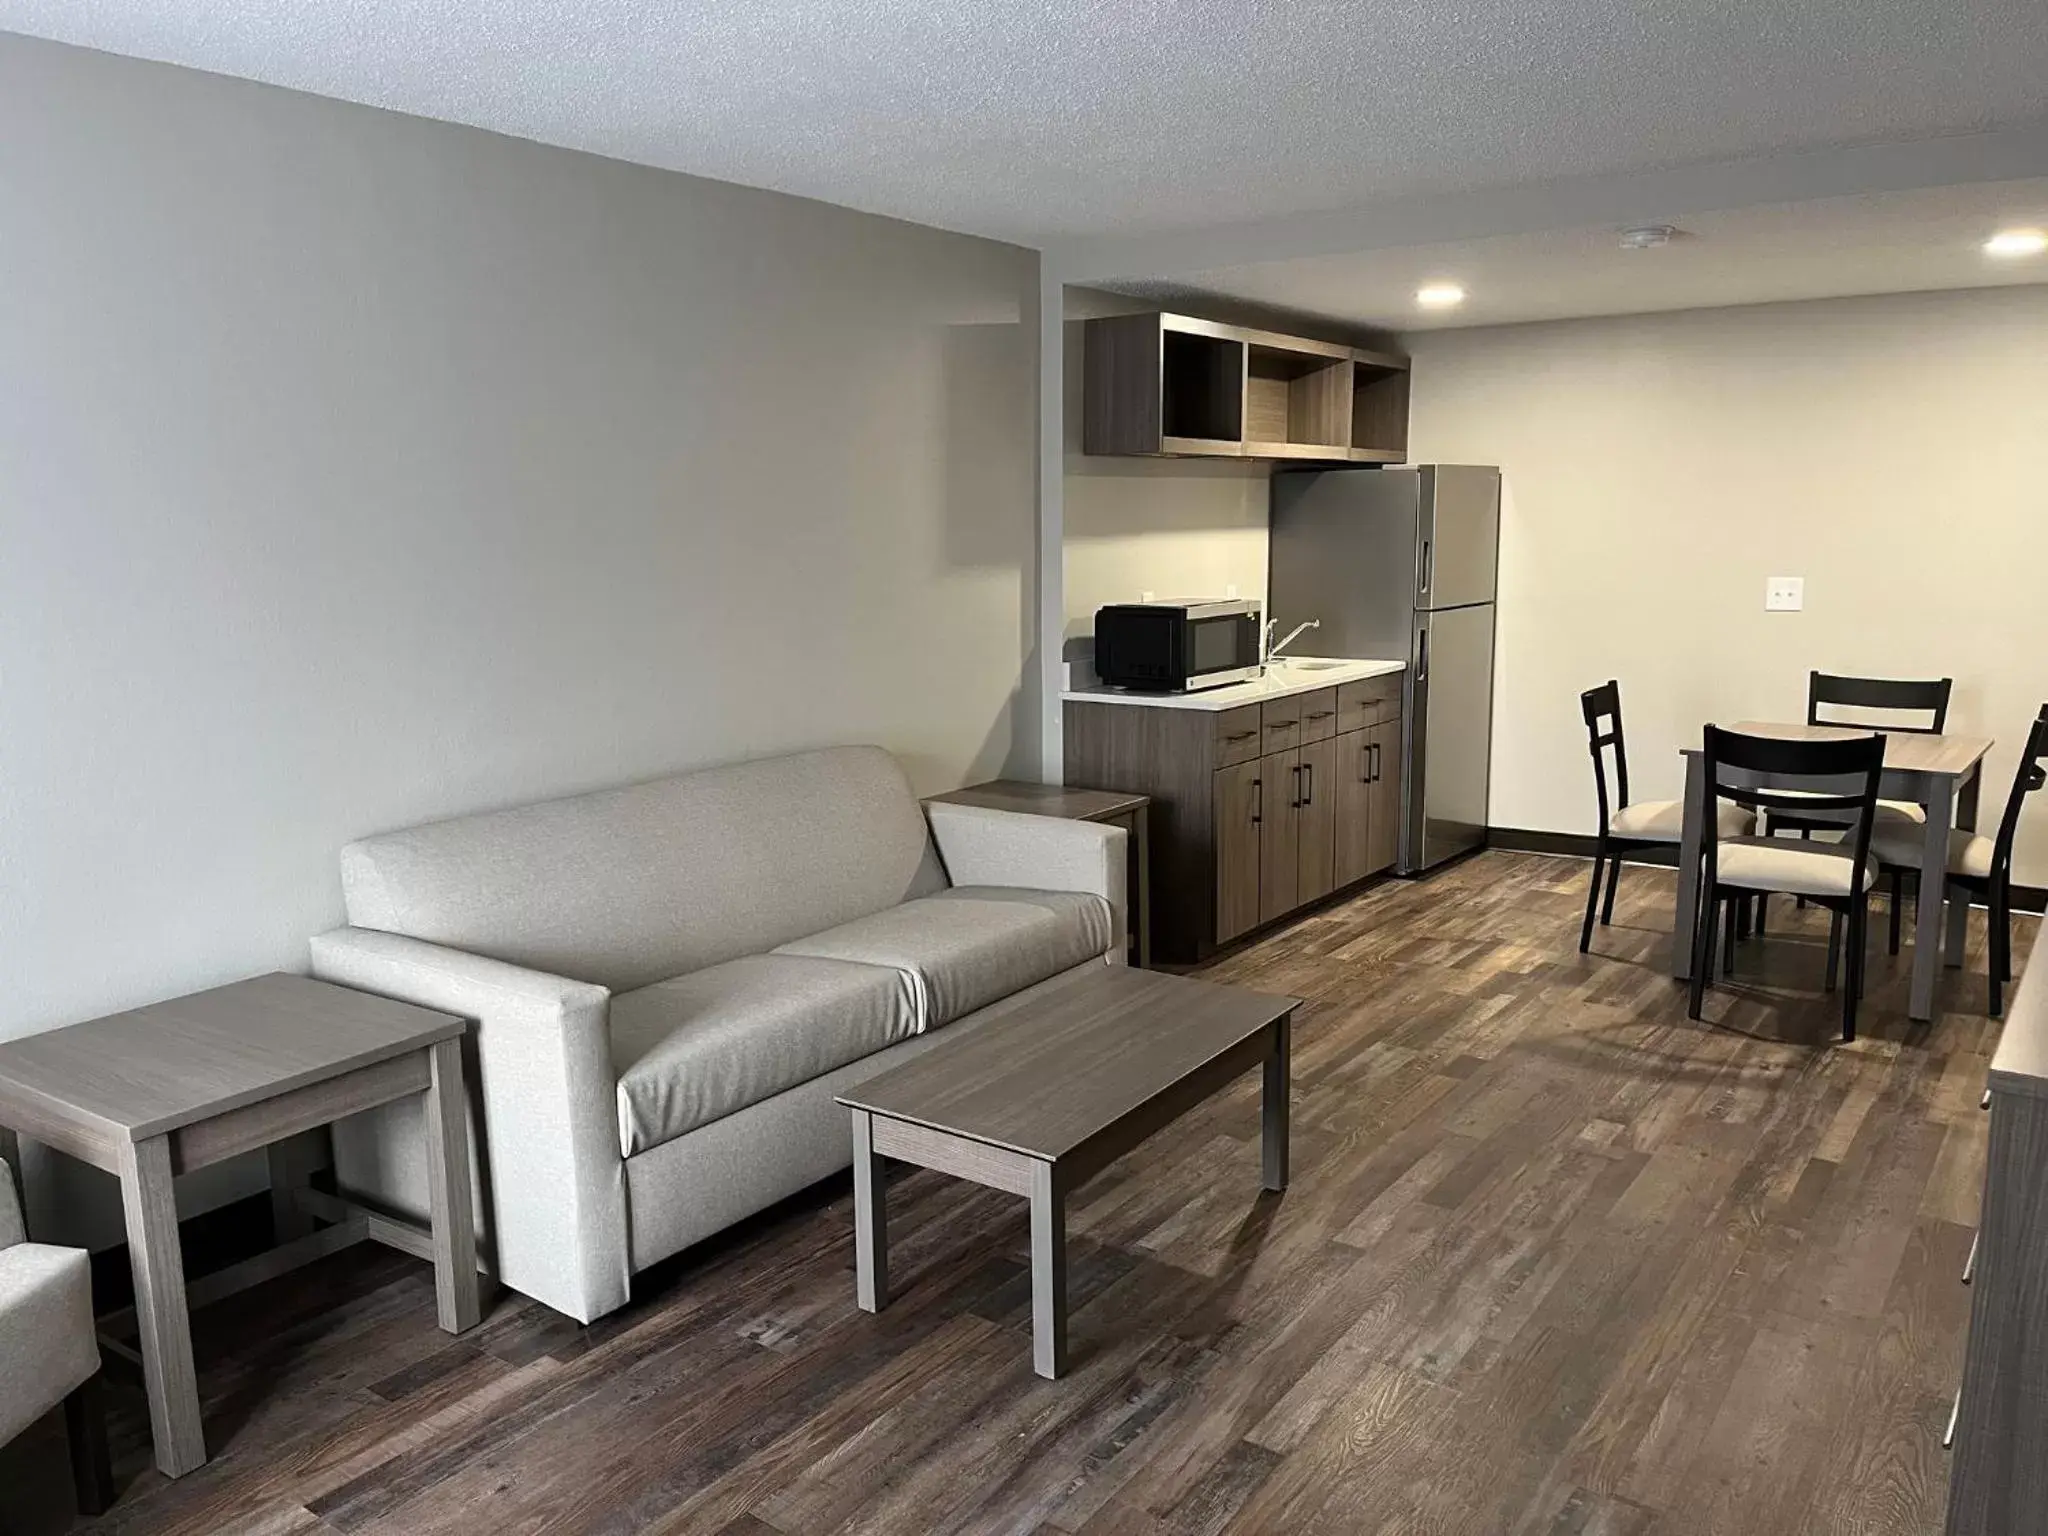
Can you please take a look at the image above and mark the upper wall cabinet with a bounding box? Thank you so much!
[1082,311,1411,464]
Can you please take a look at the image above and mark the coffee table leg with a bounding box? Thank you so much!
[1262,1013,1291,1192]
[852,1110,887,1312]
[1030,1160,1068,1379]
[118,1134,205,1477]
[424,1038,482,1334]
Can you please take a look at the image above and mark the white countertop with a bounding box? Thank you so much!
[1062,657,1406,712]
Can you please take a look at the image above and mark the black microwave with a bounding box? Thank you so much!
[1094,600,1263,692]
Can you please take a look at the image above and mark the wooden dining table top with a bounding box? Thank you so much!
[1680,720,1994,778]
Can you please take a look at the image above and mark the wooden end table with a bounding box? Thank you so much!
[924,780,1153,968]
[836,965,1295,1378]
[0,972,481,1477]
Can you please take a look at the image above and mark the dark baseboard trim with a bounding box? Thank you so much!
[1487,827,2046,912]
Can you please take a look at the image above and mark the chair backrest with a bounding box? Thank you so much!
[1808,671,1952,734]
[1701,725,1886,889]
[1988,706,2048,882]
[1581,679,1630,828]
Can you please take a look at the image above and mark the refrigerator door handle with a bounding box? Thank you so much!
[1416,626,1430,684]
[1419,539,1432,599]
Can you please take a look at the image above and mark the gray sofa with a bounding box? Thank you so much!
[309,745,1125,1324]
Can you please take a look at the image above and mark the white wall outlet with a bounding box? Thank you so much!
[1140,589,1155,602]
[1765,576,1804,612]
[1225,583,1239,598]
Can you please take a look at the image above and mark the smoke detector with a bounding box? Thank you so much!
[1619,225,1681,250]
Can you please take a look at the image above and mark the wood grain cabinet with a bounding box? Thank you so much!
[1944,961,2048,1534]
[1067,678,1405,963]
[1083,311,1411,464]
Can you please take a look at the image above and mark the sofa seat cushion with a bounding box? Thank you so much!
[774,887,1112,1030]
[609,955,916,1157]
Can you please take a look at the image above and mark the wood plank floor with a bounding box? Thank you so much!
[3,851,2017,1535]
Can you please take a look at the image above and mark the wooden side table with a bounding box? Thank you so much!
[0,973,480,1477]
[924,780,1152,968]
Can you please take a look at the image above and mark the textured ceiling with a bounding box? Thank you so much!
[1120,180,2048,330]
[3,0,2048,245]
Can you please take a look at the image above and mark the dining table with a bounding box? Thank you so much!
[1670,720,1995,1022]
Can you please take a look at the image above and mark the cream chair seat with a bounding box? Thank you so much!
[1870,825,1996,880]
[1609,798,1753,842]
[1714,835,1878,899]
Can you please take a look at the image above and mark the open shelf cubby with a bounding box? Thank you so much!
[1082,310,1409,462]
[1350,350,1411,463]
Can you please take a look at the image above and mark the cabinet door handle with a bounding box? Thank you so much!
[1251,776,1262,825]
[1223,729,1259,743]
[1372,742,1384,781]
[1303,761,1314,805]
[1306,710,1334,721]
[1269,719,1297,731]
[1290,763,1302,807]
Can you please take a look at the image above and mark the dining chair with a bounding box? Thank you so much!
[1689,725,1885,1041]
[1873,705,2048,1017]
[1579,681,1753,952]
[1761,671,1954,925]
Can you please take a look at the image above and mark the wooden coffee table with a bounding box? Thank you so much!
[0,973,480,1477]
[836,965,1296,1378]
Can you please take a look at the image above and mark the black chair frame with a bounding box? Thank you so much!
[1765,671,1953,924]
[1881,706,2048,1017]
[1691,725,1885,1041]
[1578,681,1739,952]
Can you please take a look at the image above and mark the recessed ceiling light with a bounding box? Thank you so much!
[1985,228,2047,258]
[1619,225,1681,250]
[1416,283,1466,309]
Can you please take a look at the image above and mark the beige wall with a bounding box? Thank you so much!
[1406,284,2048,879]
[0,35,1035,1239]
[1062,288,1269,676]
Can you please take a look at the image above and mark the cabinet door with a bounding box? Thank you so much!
[1297,734,1338,904]
[1333,730,1374,888]
[1367,721,1403,874]
[1214,759,1263,946]
[1258,748,1301,926]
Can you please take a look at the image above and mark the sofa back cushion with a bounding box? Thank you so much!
[339,746,946,991]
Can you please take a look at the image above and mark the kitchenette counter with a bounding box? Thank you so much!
[1062,657,1405,712]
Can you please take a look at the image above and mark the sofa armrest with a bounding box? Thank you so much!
[924,803,1128,963]
[307,927,629,1323]
[0,1155,22,1249]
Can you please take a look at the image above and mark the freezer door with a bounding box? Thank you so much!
[1269,467,1421,660]
[1402,603,1495,872]
[1415,466,1501,611]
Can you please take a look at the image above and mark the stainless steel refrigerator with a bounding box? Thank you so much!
[1269,464,1500,874]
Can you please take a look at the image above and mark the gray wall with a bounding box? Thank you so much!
[0,35,1037,1238]
[1407,284,2048,878]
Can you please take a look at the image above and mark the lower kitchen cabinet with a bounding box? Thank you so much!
[1214,758,1263,946]
[1257,747,1301,926]
[1297,735,1338,906]
[1066,674,1406,964]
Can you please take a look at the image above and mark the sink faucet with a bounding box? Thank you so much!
[1264,617,1321,663]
